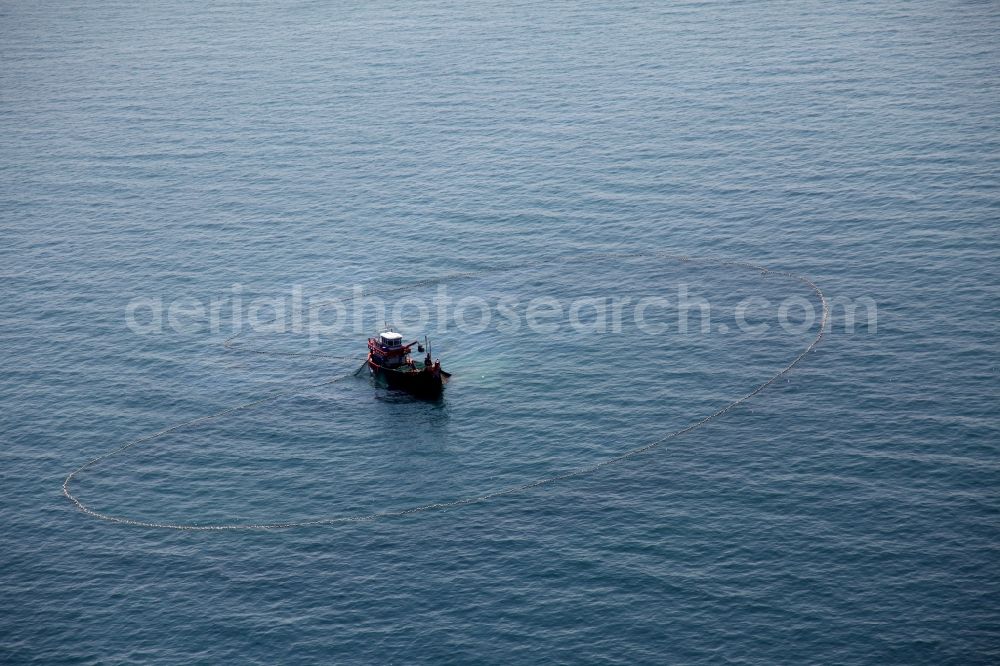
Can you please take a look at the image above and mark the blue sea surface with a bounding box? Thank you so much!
[2,1,998,663]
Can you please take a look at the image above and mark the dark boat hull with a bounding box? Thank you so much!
[368,359,449,397]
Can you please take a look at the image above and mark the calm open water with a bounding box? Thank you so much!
[2,1,999,663]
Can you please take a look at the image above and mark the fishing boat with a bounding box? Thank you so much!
[367,328,450,397]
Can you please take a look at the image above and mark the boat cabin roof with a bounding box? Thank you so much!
[379,331,403,345]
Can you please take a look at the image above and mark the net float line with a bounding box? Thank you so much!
[63,253,829,530]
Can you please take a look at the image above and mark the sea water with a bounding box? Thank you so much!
[2,1,998,663]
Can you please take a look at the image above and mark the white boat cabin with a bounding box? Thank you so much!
[379,331,403,348]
